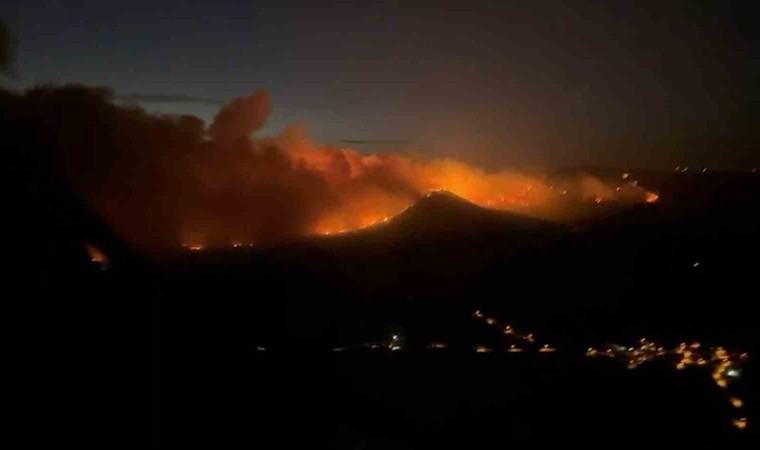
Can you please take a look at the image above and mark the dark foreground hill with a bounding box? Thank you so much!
[7,126,158,445]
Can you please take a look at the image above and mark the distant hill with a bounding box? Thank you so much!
[304,190,560,250]
[382,190,557,235]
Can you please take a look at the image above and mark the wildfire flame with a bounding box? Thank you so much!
[14,85,658,248]
[271,126,659,237]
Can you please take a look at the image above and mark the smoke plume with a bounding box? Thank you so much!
[3,85,655,250]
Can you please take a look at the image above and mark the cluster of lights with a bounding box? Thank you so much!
[328,311,558,355]
[265,312,749,432]
[389,334,403,351]
[472,310,555,353]
[585,338,669,370]
[586,339,749,430]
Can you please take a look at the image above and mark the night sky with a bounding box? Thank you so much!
[1,0,756,169]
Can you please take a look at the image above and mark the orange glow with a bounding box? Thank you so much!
[85,243,104,262]
[44,87,676,251]
[730,397,743,408]
[154,94,666,245]
[732,418,747,430]
[233,125,662,239]
[84,243,108,269]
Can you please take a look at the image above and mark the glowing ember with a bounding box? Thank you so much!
[84,243,108,269]
[645,192,659,203]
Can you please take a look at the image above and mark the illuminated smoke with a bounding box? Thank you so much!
[3,86,657,250]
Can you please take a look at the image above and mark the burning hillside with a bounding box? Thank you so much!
[364,190,559,237]
[3,85,657,250]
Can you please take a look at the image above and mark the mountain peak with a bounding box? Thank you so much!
[412,189,481,211]
[384,189,554,234]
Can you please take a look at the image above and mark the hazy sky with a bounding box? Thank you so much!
[1,0,756,169]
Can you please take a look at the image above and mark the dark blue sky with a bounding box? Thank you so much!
[1,0,756,169]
